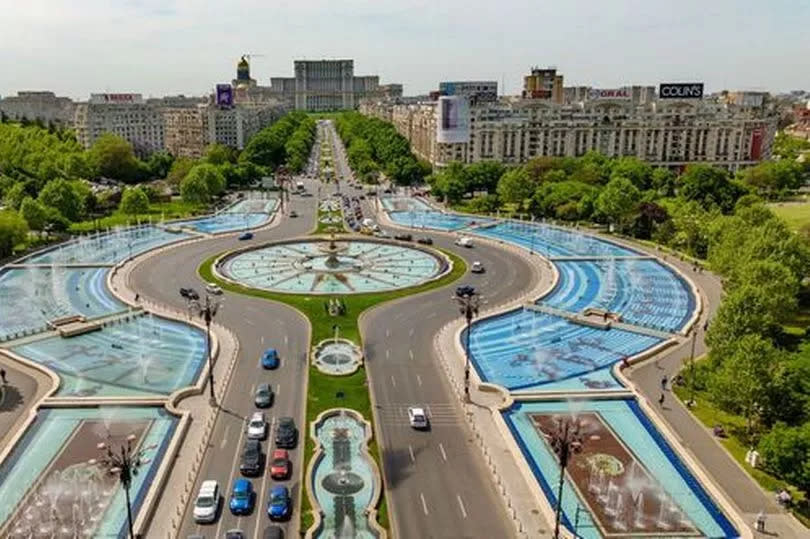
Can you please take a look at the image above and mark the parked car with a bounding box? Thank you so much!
[471,261,485,274]
[416,237,433,245]
[261,348,280,369]
[240,439,263,476]
[206,283,222,295]
[238,232,254,241]
[193,480,220,523]
[229,479,254,515]
[408,407,429,430]
[394,233,412,242]
[247,412,267,440]
[275,417,298,449]
[254,383,274,408]
[267,486,292,521]
[270,449,291,480]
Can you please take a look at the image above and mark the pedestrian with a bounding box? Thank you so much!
[703,320,709,332]
[0,368,6,385]
[134,293,140,302]
[755,511,766,532]
[658,393,665,406]
[621,356,630,370]
[661,375,668,391]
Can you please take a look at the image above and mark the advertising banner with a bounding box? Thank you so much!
[659,83,704,99]
[216,84,234,108]
[437,96,470,143]
[589,88,631,100]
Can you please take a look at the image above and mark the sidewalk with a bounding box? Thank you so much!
[0,352,54,454]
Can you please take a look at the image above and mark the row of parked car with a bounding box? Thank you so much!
[191,347,298,538]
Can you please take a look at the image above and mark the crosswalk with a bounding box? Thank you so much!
[377,403,465,427]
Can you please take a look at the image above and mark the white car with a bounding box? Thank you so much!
[206,283,223,295]
[455,236,473,248]
[193,479,220,523]
[247,412,267,440]
[471,261,485,273]
[407,407,429,430]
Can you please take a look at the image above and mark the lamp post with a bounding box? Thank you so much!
[91,433,156,539]
[183,291,222,406]
[687,328,698,407]
[453,286,481,401]
[544,415,585,539]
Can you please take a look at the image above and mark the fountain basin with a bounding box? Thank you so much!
[306,409,384,539]
[313,339,363,376]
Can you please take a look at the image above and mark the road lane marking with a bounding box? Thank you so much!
[457,494,468,518]
[385,349,390,359]
[284,335,289,345]
[416,374,422,386]
[438,443,448,462]
[408,444,415,464]
[390,375,396,388]
[409,329,414,337]
[408,349,414,361]
[386,328,390,337]
[245,319,255,326]
[215,414,248,539]
[420,492,429,515]
[220,425,230,449]
[276,384,281,398]
[253,416,276,539]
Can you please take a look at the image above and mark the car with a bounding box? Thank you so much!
[275,417,298,449]
[225,531,245,539]
[455,284,476,298]
[206,283,222,295]
[262,527,284,539]
[238,232,254,241]
[270,449,291,480]
[247,412,267,440]
[416,237,433,245]
[192,480,220,523]
[289,210,298,218]
[455,236,473,248]
[254,383,274,408]
[261,348,280,369]
[229,479,254,515]
[408,407,429,430]
[358,195,366,200]
[373,230,389,238]
[394,233,412,241]
[267,486,292,521]
[179,287,193,299]
[239,439,263,476]
[471,261,485,274]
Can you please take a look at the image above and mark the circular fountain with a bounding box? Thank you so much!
[313,338,363,375]
[218,236,449,295]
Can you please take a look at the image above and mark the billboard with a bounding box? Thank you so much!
[89,93,143,104]
[589,88,631,101]
[216,84,234,108]
[750,127,764,160]
[437,96,470,143]
[659,83,704,99]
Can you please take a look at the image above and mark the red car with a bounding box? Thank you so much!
[270,449,291,480]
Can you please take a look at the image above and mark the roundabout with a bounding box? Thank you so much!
[217,236,449,294]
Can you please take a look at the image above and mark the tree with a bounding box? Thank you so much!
[180,173,209,204]
[707,335,782,443]
[204,144,237,166]
[496,167,532,205]
[594,175,640,229]
[87,133,141,181]
[166,157,195,186]
[432,162,467,204]
[19,197,48,231]
[119,187,150,215]
[757,422,810,492]
[3,182,28,210]
[38,178,83,221]
[739,160,804,199]
[706,285,787,359]
[650,168,676,197]
[677,165,744,213]
[609,157,653,190]
[147,151,174,178]
[0,210,28,257]
[180,164,225,204]
[464,161,506,193]
[530,181,598,220]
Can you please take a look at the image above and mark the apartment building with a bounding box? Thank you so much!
[73,94,165,156]
[0,91,75,126]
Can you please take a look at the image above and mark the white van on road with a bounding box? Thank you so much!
[455,236,473,248]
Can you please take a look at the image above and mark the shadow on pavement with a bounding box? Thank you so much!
[0,384,24,413]
[381,445,421,489]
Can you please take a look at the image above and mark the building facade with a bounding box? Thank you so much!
[439,81,498,104]
[523,67,564,104]
[73,94,166,156]
[361,95,778,172]
[0,91,75,125]
[163,105,208,158]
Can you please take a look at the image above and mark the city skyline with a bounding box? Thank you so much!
[2,0,809,99]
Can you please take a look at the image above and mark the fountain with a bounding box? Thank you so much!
[313,338,363,376]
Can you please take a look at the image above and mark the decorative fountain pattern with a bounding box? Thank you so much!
[171,197,278,234]
[219,237,447,294]
[309,410,380,539]
[0,407,177,538]
[313,339,363,375]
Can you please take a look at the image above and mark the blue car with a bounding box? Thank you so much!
[238,232,254,241]
[261,348,280,369]
[229,479,254,515]
[267,486,291,521]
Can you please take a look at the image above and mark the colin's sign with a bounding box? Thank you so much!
[659,83,704,99]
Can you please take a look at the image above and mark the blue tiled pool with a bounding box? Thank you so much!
[503,399,738,538]
[172,212,270,234]
[474,221,637,258]
[387,210,491,231]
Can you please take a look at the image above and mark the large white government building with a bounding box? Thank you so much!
[361,70,778,172]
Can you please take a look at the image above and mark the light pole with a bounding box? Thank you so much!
[544,415,585,539]
[91,433,156,539]
[183,291,222,406]
[687,328,698,407]
[453,286,481,401]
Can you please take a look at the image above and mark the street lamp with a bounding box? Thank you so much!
[544,415,585,539]
[453,285,481,401]
[183,291,222,406]
[90,433,156,539]
[686,328,698,407]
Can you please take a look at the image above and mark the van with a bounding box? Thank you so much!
[455,236,473,248]
[193,480,220,523]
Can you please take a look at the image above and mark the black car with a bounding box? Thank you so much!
[179,287,200,300]
[416,237,433,245]
[455,285,476,298]
[240,439,263,476]
[275,417,298,449]
[394,233,412,242]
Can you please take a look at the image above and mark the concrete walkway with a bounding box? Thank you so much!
[0,353,54,454]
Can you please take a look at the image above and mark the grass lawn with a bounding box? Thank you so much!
[199,245,465,534]
[69,200,204,233]
[769,200,810,232]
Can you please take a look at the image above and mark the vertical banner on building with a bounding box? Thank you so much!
[216,84,234,108]
[750,127,764,160]
[437,96,470,143]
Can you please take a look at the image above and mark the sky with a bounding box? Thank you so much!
[1,0,808,100]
